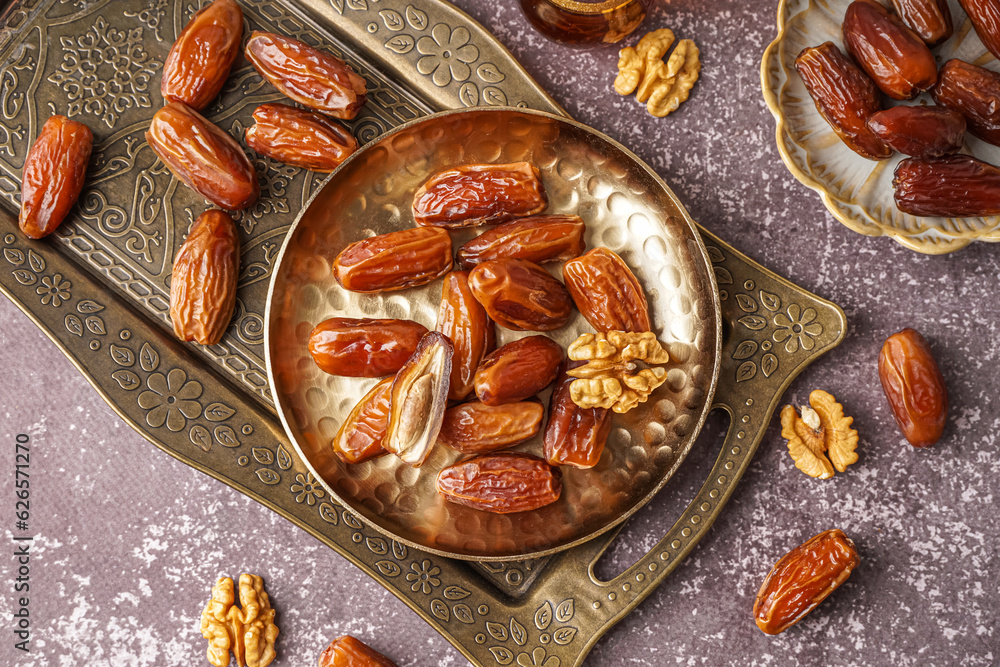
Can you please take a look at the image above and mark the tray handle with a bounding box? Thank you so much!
[504,227,848,666]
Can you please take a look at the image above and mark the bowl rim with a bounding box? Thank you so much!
[262,105,723,561]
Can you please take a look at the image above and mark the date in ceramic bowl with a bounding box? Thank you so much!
[761,0,1000,254]
[265,108,721,560]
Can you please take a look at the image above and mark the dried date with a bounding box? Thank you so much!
[959,0,1000,60]
[308,318,428,377]
[334,227,453,293]
[843,0,938,101]
[146,102,258,210]
[436,271,496,401]
[866,106,965,157]
[169,210,240,346]
[562,247,651,333]
[18,115,93,239]
[456,214,586,269]
[331,378,392,464]
[245,103,357,172]
[468,259,573,332]
[318,635,397,667]
[436,453,562,514]
[245,32,367,119]
[932,59,1000,147]
[161,0,243,110]
[754,529,860,635]
[891,0,953,47]
[384,332,453,467]
[544,361,613,469]
[473,336,563,406]
[795,43,891,160]
[438,400,544,454]
[878,328,948,448]
[893,154,1000,217]
[412,162,547,228]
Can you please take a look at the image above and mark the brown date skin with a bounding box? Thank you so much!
[468,258,573,332]
[456,214,586,269]
[438,400,544,454]
[245,103,358,173]
[436,453,562,514]
[754,529,860,635]
[893,154,1000,217]
[412,162,547,228]
[795,43,891,160]
[318,635,397,667]
[334,226,453,293]
[160,0,243,110]
[959,0,1000,60]
[891,0,953,47]
[436,271,496,401]
[562,247,651,333]
[843,0,938,101]
[878,328,948,448]
[866,106,965,157]
[932,59,1000,147]
[331,378,392,464]
[245,32,367,120]
[544,361,613,469]
[146,102,259,211]
[18,115,93,239]
[473,336,564,406]
[308,318,428,377]
[169,210,240,346]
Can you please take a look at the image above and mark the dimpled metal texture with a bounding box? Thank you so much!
[267,108,720,560]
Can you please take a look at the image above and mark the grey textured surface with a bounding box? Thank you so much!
[1,0,999,665]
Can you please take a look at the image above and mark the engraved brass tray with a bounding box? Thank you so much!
[0,0,846,664]
[266,107,722,560]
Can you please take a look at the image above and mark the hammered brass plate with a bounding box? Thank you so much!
[762,0,1000,254]
[266,107,721,560]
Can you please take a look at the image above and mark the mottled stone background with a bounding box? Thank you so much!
[1,0,999,665]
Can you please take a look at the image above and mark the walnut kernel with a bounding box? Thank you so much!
[781,390,859,479]
[200,574,279,667]
[614,29,701,118]
[566,331,670,413]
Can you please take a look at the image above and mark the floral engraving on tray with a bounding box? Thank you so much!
[773,303,822,353]
[138,368,204,432]
[416,24,479,87]
[406,559,441,594]
[290,472,325,505]
[36,273,71,307]
[45,17,161,128]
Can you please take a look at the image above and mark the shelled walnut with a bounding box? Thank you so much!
[614,29,701,118]
[566,331,670,413]
[780,390,859,479]
[200,574,279,667]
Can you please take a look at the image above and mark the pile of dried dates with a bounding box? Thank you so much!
[18,0,367,348]
[309,161,669,514]
[795,0,1000,217]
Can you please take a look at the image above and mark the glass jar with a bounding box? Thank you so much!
[518,0,655,46]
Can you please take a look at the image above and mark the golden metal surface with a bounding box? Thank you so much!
[266,107,722,560]
[0,0,848,664]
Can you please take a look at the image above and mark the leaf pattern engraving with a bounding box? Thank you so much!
[762,353,778,377]
[377,560,402,577]
[215,425,240,448]
[65,314,83,336]
[139,342,159,371]
[189,424,212,452]
[255,468,280,485]
[443,585,470,600]
[534,601,552,630]
[555,598,575,623]
[252,446,273,463]
[760,290,781,311]
[276,443,292,470]
[430,598,450,621]
[736,293,757,312]
[109,344,135,366]
[486,621,508,641]
[489,647,514,665]
[737,361,757,382]
[732,340,757,360]
[204,402,235,421]
[738,315,768,331]
[111,370,139,390]
[318,503,339,525]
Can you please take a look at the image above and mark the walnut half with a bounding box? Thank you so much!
[781,390,859,479]
[614,29,701,118]
[200,574,279,667]
[566,331,670,414]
